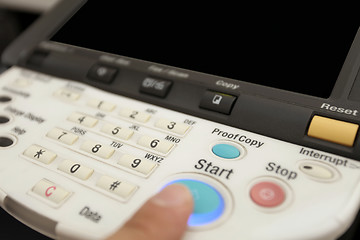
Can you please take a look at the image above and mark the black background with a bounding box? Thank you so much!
[52,1,360,98]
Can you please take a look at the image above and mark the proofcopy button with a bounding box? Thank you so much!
[32,179,70,205]
[212,143,240,159]
[308,115,359,147]
[199,91,237,115]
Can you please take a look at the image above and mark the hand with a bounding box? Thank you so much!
[106,184,194,240]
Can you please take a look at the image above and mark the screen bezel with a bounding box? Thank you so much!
[49,1,360,99]
[2,0,360,104]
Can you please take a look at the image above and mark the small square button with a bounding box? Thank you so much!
[199,91,237,115]
[140,77,172,98]
[87,64,118,83]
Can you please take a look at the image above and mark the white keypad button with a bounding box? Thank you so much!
[23,145,57,164]
[119,108,151,123]
[87,99,116,112]
[46,128,79,145]
[155,118,190,135]
[137,135,174,154]
[299,161,337,181]
[32,179,70,205]
[58,159,94,180]
[80,140,115,159]
[118,154,157,176]
[54,89,80,101]
[96,175,136,199]
[101,123,134,140]
[13,77,32,87]
[67,112,98,128]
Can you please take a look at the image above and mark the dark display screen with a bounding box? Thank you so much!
[51,2,360,98]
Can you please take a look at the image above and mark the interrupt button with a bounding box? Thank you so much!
[298,160,339,182]
[308,115,359,147]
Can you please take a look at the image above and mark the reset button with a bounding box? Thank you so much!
[307,115,359,147]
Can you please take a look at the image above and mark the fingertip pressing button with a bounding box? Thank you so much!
[166,179,225,227]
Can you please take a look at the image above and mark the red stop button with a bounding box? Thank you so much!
[250,181,285,207]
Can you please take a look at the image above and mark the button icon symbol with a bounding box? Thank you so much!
[250,181,285,207]
[212,95,223,105]
[96,67,108,77]
[45,186,56,197]
[259,188,275,201]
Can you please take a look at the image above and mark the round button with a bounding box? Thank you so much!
[298,161,339,182]
[0,115,10,124]
[166,179,225,227]
[0,96,12,103]
[0,136,14,147]
[250,181,285,207]
[212,142,242,159]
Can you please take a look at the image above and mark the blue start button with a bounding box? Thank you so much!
[166,179,225,226]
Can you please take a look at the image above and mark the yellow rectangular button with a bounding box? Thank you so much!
[308,115,359,147]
